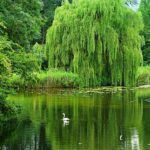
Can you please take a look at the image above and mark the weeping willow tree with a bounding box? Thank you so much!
[46,0,143,87]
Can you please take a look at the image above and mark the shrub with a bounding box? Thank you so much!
[137,66,150,86]
[37,69,80,88]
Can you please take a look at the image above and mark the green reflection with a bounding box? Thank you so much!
[0,89,150,150]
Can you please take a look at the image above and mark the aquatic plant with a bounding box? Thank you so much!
[46,0,143,87]
[37,69,80,88]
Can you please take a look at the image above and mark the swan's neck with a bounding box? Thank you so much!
[63,114,65,118]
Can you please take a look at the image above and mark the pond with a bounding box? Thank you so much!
[0,88,150,150]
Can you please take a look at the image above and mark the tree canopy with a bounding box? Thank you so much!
[46,0,143,87]
[0,0,43,50]
[140,0,150,65]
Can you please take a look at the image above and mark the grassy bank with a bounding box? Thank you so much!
[9,69,80,89]
[9,67,150,90]
[137,66,150,86]
[36,69,80,88]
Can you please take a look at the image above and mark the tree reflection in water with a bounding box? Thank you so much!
[0,89,149,150]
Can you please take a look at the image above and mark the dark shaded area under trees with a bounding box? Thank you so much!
[140,0,150,65]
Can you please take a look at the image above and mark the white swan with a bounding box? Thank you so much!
[120,134,123,141]
[62,113,70,121]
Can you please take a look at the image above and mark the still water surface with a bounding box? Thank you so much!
[0,88,150,150]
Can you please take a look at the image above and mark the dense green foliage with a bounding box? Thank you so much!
[0,35,18,120]
[0,19,12,97]
[140,0,150,65]
[46,0,143,87]
[137,66,150,86]
[9,69,79,89]
[0,0,43,50]
[41,0,62,43]
[37,69,79,88]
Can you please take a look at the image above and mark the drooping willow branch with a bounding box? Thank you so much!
[46,0,143,87]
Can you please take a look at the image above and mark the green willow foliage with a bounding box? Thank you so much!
[46,0,143,87]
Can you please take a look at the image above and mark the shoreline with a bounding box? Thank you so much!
[14,85,150,95]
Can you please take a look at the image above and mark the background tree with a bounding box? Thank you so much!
[41,0,62,43]
[0,0,43,50]
[140,0,150,65]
